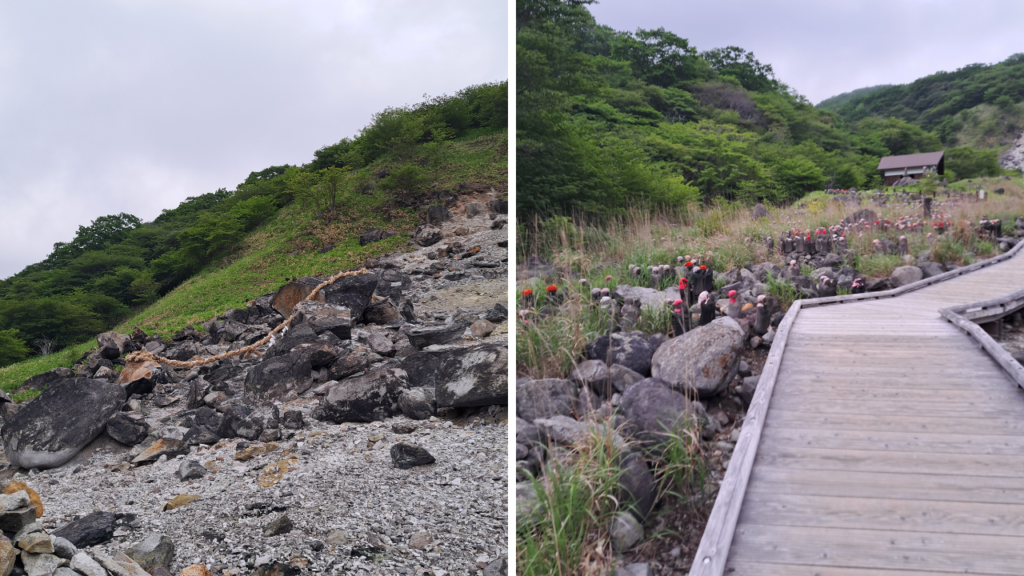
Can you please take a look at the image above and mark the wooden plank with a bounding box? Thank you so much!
[728,524,1024,575]
[763,410,1024,435]
[765,395,1024,419]
[747,466,1024,505]
[723,561,991,576]
[760,426,1024,456]
[776,373,1009,388]
[737,492,1024,537]
[753,445,1024,478]
[771,384,1020,401]
[687,301,802,576]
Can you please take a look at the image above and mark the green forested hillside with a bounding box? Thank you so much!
[516,0,1015,217]
[819,54,1024,142]
[816,85,891,109]
[0,82,507,367]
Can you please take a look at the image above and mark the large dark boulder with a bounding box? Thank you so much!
[423,205,451,225]
[96,332,134,359]
[516,379,576,422]
[311,368,410,423]
[327,346,373,380]
[434,345,508,407]
[650,318,744,398]
[53,511,131,548]
[359,228,396,246]
[217,405,264,440]
[16,367,74,394]
[844,208,877,225]
[584,332,656,377]
[106,414,150,446]
[400,350,443,388]
[244,350,312,403]
[414,226,443,247]
[320,274,379,320]
[2,379,126,469]
[619,378,700,448]
[406,324,465,349]
[266,324,319,358]
[290,301,352,340]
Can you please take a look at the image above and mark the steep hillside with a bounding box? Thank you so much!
[0,82,507,370]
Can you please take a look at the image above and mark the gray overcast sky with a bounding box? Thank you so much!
[0,0,506,279]
[588,0,1024,104]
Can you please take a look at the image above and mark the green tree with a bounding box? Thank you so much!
[701,46,779,93]
[0,328,30,368]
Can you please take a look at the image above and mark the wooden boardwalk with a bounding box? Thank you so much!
[691,243,1024,576]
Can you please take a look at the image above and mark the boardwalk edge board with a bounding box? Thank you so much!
[688,300,803,576]
[941,287,1024,390]
[687,238,1024,576]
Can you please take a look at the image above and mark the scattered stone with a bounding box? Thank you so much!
[470,319,496,338]
[0,540,15,576]
[176,460,207,481]
[516,379,576,422]
[51,537,76,560]
[3,482,42,518]
[280,410,304,430]
[610,511,644,552]
[22,551,63,576]
[890,265,924,287]
[179,565,213,576]
[408,531,432,550]
[359,229,396,246]
[132,438,189,465]
[162,495,200,511]
[125,533,175,571]
[263,514,293,537]
[17,532,54,554]
[405,324,465,348]
[71,552,107,576]
[569,360,609,395]
[390,443,435,469]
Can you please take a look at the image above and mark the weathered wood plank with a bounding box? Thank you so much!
[729,524,1024,575]
[763,410,1024,434]
[738,492,1024,537]
[754,445,1024,477]
[759,426,1024,456]
[765,395,1024,418]
[723,561,989,576]
[746,466,1024,505]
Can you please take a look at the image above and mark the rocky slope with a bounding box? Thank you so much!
[0,194,509,576]
[1000,131,1024,176]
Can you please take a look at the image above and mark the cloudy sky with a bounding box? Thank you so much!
[589,0,1024,104]
[0,0,507,279]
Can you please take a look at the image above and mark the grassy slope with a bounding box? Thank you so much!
[0,130,508,397]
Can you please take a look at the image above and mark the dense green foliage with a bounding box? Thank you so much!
[819,54,1024,143]
[0,81,507,363]
[816,84,892,109]
[515,0,965,216]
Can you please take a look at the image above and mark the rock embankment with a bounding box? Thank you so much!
[1001,131,1024,177]
[0,194,509,576]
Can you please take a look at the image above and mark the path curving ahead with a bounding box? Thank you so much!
[691,241,1024,576]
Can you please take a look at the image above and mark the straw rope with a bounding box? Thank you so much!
[123,268,369,369]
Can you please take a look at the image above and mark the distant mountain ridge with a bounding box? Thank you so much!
[817,85,891,109]
[817,54,1024,143]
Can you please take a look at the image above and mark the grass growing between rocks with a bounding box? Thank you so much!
[518,425,626,576]
[517,420,710,576]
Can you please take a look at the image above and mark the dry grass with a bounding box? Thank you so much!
[517,178,1024,379]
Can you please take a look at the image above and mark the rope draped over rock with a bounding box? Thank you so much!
[123,267,370,370]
